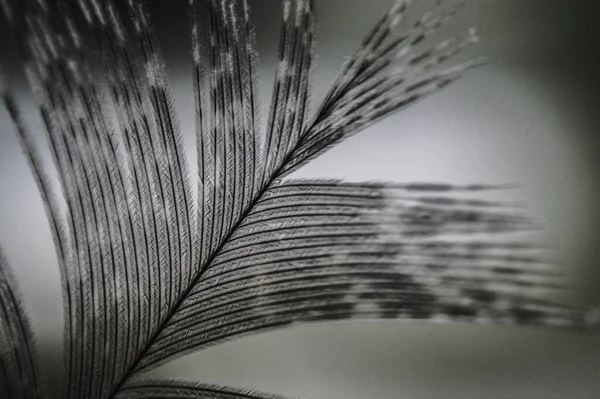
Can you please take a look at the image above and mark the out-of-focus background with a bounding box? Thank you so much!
[1,1,599,398]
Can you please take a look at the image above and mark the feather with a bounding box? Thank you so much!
[1,1,598,399]
[262,0,315,183]
[7,7,106,397]
[281,1,482,175]
[81,0,157,374]
[80,0,165,370]
[2,1,193,396]
[191,0,265,270]
[125,0,195,310]
[0,81,70,282]
[132,180,598,373]
[115,379,291,399]
[1,79,74,399]
[16,5,140,396]
[0,246,47,399]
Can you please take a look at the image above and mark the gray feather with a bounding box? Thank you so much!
[0,1,598,399]
[134,179,595,372]
[282,2,482,175]
[262,0,315,183]
[0,247,47,399]
[115,379,291,399]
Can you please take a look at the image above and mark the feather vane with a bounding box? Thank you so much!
[0,1,598,399]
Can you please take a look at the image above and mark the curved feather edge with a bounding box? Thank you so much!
[9,3,138,396]
[114,379,293,399]
[0,246,47,399]
[132,179,599,373]
[262,0,315,183]
[2,1,599,399]
[281,1,482,176]
[0,76,72,399]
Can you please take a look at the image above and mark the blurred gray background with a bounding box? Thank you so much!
[1,0,599,398]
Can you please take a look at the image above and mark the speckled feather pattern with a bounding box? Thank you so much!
[0,1,598,399]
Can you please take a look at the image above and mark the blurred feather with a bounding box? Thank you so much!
[135,179,591,372]
[115,380,291,399]
[0,246,47,399]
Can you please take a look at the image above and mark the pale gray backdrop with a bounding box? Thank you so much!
[0,1,599,398]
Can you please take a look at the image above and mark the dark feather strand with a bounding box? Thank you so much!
[0,246,47,399]
[115,379,292,399]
